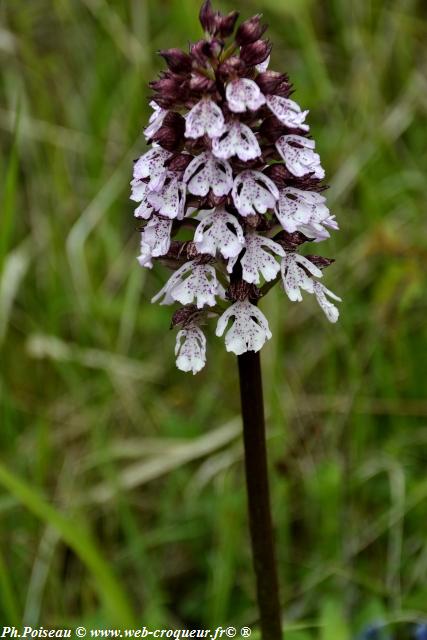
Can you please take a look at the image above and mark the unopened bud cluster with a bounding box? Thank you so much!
[130,0,340,374]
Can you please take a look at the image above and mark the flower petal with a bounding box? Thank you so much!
[144,101,167,139]
[183,152,233,197]
[152,261,223,309]
[276,135,325,179]
[185,99,226,139]
[137,215,172,268]
[232,170,279,217]
[216,300,272,355]
[280,253,322,302]
[133,147,171,191]
[228,233,285,284]
[147,172,186,219]
[226,78,266,113]
[194,208,244,259]
[175,325,206,374]
[266,95,309,131]
[313,282,341,323]
[212,121,261,161]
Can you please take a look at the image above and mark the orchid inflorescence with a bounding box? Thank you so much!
[130,0,341,374]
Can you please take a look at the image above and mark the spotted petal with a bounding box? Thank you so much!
[144,101,167,139]
[147,172,186,219]
[152,261,224,308]
[185,99,226,139]
[280,253,322,302]
[133,147,171,191]
[232,170,279,217]
[226,78,266,113]
[313,282,341,323]
[266,96,309,132]
[137,215,172,268]
[175,325,206,374]
[194,208,244,259]
[228,234,285,284]
[183,152,233,197]
[212,121,261,161]
[216,300,272,355]
[276,187,336,240]
[276,135,325,179]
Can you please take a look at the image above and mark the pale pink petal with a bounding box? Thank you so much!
[152,261,223,309]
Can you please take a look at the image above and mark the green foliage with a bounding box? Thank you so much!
[1,0,427,633]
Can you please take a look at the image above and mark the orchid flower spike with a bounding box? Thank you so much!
[130,0,341,374]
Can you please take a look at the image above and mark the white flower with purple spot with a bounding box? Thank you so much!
[175,325,207,374]
[194,208,244,259]
[137,215,172,268]
[152,260,224,308]
[276,187,338,240]
[144,101,167,139]
[232,170,279,217]
[226,78,266,113]
[276,135,325,179]
[216,300,272,355]
[185,98,226,139]
[280,253,322,301]
[212,121,261,161]
[266,96,309,131]
[133,147,171,191]
[147,172,186,219]
[183,152,233,197]
[228,233,285,284]
[313,282,341,323]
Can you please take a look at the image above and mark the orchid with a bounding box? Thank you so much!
[131,0,340,375]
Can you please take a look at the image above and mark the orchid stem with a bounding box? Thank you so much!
[237,351,283,640]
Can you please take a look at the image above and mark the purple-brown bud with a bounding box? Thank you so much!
[190,39,222,65]
[240,39,272,66]
[305,255,335,269]
[256,71,290,95]
[259,115,286,143]
[159,48,192,74]
[171,305,202,329]
[150,72,189,107]
[235,14,267,46]
[189,72,216,93]
[165,153,194,173]
[226,281,261,302]
[199,0,217,34]
[152,111,185,151]
[274,231,309,251]
[216,11,239,38]
[199,0,238,38]
[217,56,247,81]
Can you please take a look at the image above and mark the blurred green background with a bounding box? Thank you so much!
[1,0,427,636]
